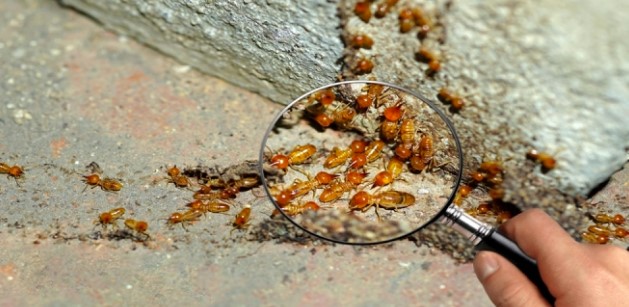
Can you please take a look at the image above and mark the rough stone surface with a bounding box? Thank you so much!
[339,0,629,199]
[60,0,344,104]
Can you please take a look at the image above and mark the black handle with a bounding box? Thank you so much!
[476,229,555,304]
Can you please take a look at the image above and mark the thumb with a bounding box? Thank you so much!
[474,251,550,307]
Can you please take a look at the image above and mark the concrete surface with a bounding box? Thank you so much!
[0,1,493,305]
[59,0,344,104]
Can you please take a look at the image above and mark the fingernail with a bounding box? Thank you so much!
[475,252,499,281]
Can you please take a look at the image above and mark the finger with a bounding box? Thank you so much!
[499,209,585,295]
[474,251,551,307]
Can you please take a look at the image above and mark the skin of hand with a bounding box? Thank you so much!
[473,209,629,306]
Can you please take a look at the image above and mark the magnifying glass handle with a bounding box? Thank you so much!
[476,229,554,303]
[442,206,555,303]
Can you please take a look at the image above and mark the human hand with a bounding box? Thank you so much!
[473,209,629,306]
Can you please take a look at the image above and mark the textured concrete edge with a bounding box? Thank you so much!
[58,0,345,104]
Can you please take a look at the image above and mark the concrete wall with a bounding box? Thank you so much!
[61,0,344,103]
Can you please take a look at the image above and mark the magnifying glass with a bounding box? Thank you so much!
[258,80,553,303]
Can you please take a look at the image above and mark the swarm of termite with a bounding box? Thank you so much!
[581,211,627,245]
[453,160,520,225]
[76,160,264,242]
[263,82,460,242]
[162,164,261,232]
[343,1,445,79]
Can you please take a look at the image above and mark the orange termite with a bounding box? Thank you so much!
[592,213,625,225]
[479,161,503,177]
[167,208,203,230]
[100,178,123,192]
[399,118,416,146]
[354,1,372,23]
[187,199,231,214]
[350,34,374,49]
[581,231,609,244]
[371,157,405,188]
[83,173,123,192]
[349,153,368,169]
[270,144,317,170]
[166,165,191,188]
[349,139,368,153]
[410,134,433,172]
[375,0,398,18]
[356,94,374,110]
[95,207,126,230]
[275,189,295,208]
[399,8,415,33]
[273,201,320,217]
[124,219,150,240]
[380,121,399,142]
[82,173,101,191]
[314,89,336,106]
[314,113,334,127]
[220,176,260,197]
[319,171,367,203]
[0,163,24,183]
[348,190,415,217]
[415,47,440,76]
[526,150,557,171]
[364,140,385,164]
[383,103,404,122]
[353,57,374,75]
[233,207,252,230]
[412,7,432,40]
[614,227,628,238]
[286,171,337,199]
[470,171,486,183]
[437,88,465,111]
[193,187,235,201]
[324,146,353,169]
[467,203,492,216]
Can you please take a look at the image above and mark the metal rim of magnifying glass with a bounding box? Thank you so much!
[258,80,464,245]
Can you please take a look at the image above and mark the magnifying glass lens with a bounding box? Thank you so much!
[259,81,463,244]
